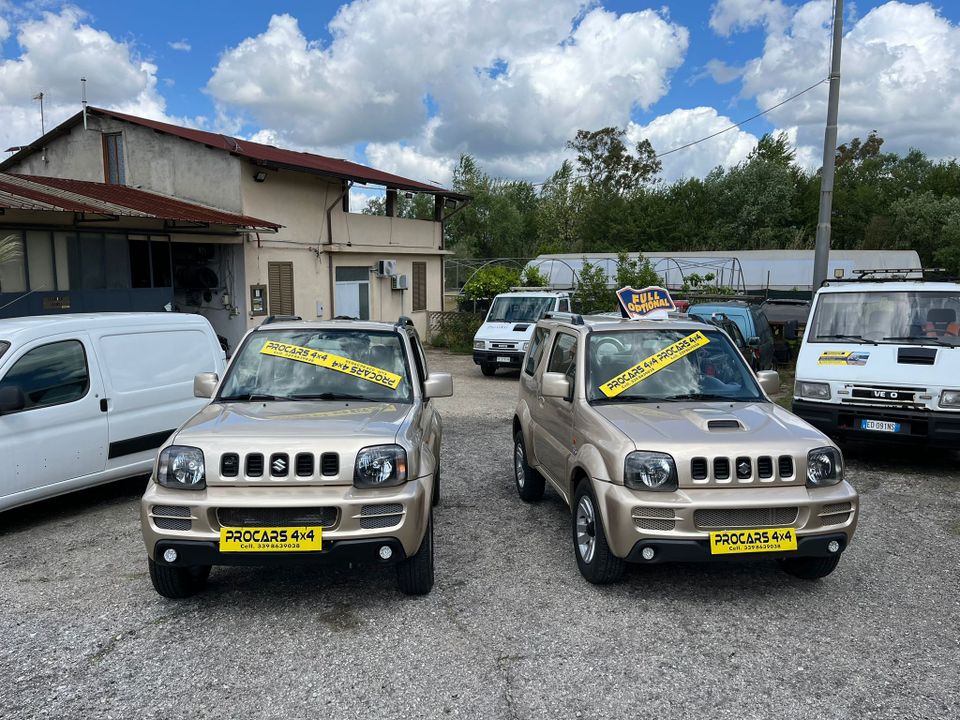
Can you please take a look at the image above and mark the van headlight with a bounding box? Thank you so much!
[157,446,206,489]
[806,447,843,487]
[940,390,960,408]
[354,445,408,488]
[796,381,831,400]
[624,451,678,492]
[474,340,485,350]
[521,342,529,352]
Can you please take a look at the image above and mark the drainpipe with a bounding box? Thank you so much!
[324,180,353,319]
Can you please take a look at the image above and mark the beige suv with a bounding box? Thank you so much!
[513,312,858,584]
[141,318,452,598]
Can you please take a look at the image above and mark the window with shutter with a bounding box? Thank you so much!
[412,261,427,311]
[267,262,295,315]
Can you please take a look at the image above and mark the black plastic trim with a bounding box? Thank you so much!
[108,429,175,459]
[153,537,408,567]
[625,533,848,563]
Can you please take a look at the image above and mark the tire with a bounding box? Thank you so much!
[480,363,497,376]
[432,458,441,507]
[513,430,545,502]
[572,480,625,584]
[779,554,841,580]
[148,558,210,599]
[397,513,434,596]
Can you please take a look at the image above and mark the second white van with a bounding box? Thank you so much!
[0,312,225,512]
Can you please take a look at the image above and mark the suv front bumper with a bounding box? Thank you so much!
[793,398,960,444]
[473,349,524,367]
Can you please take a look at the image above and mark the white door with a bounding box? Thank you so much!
[0,335,109,505]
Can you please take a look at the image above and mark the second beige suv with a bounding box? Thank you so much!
[141,318,451,598]
[513,312,858,584]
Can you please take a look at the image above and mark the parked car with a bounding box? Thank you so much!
[760,298,812,364]
[0,313,225,512]
[512,312,858,584]
[793,277,960,444]
[473,290,571,375]
[141,317,452,598]
[688,311,753,368]
[686,301,775,369]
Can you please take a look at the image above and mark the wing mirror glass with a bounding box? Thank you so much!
[757,370,781,395]
[0,385,26,414]
[747,336,761,347]
[541,372,572,400]
[424,372,453,399]
[193,372,219,399]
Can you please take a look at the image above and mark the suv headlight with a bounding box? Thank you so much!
[474,340,485,349]
[354,445,408,488]
[796,381,831,400]
[940,390,960,408]
[157,445,206,489]
[806,446,843,487]
[624,451,678,492]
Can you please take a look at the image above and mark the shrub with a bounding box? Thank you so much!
[462,265,521,300]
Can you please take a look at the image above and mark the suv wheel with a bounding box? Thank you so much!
[148,558,211,599]
[397,513,434,595]
[779,554,841,580]
[513,430,545,501]
[480,363,497,376]
[573,480,625,584]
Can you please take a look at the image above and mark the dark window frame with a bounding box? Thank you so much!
[524,326,549,376]
[0,339,91,413]
[102,132,126,185]
[412,261,427,312]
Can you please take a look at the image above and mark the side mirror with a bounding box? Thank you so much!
[541,372,572,400]
[747,336,761,348]
[424,372,453,399]
[193,372,219,399]
[0,385,26,414]
[757,370,781,395]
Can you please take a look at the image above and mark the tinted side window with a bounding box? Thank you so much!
[755,310,774,342]
[410,335,428,386]
[558,298,570,312]
[0,340,89,411]
[524,327,549,376]
[547,333,578,378]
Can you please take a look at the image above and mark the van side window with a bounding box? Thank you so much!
[558,298,570,312]
[524,327,549,376]
[0,340,89,411]
[547,332,578,383]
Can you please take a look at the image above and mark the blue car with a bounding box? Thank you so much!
[686,301,776,370]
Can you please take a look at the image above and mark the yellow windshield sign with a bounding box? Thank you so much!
[598,331,710,398]
[259,341,402,390]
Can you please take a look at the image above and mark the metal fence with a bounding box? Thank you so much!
[427,310,484,352]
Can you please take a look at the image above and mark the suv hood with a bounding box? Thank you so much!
[592,401,826,449]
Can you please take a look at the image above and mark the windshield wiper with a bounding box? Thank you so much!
[592,395,658,404]
[666,393,746,402]
[815,333,878,344]
[882,335,954,348]
[219,393,294,402]
[289,392,370,401]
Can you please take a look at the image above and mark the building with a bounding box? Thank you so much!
[0,107,465,350]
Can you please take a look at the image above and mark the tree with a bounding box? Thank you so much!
[566,127,661,194]
[362,192,435,220]
[521,265,550,287]
[574,260,611,314]
[614,251,660,288]
[461,265,521,300]
[747,131,796,167]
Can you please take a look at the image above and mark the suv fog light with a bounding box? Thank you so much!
[641,547,656,561]
[163,549,178,563]
[827,540,840,554]
[379,545,393,560]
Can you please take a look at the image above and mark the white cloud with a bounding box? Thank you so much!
[206,1,689,184]
[715,1,960,160]
[364,142,454,189]
[168,39,191,52]
[709,0,790,36]
[0,16,10,43]
[0,7,173,151]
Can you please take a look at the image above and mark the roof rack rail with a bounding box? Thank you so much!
[260,314,303,325]
[507,286,563,292]
[821,268,957,285]
[543,311,584,325]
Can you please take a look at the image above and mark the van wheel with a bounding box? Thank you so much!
[148,558,210,599]
[397,513,434,596]
[481,363,497,376]
[513,430,545,502]
[573,480,625,585]
[779,554,841,580]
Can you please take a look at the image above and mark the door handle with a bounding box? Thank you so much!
[99,398,109,413]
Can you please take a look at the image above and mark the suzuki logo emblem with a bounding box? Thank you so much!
[272,457,287,474]
[737,461,750,476]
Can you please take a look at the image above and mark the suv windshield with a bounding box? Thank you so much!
[486,296,554,323]
[218,329,413,403]
[586,328,763,403]
[810,291,960,347]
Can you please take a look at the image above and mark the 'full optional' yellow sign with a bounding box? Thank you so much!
[259,341,402,389]
[598,331,710,398]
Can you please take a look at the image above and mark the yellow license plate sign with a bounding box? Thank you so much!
[709,527,797,555]
[219,526,322,552]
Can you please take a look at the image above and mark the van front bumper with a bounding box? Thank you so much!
[792,398,960,444]
[473,349,524,367]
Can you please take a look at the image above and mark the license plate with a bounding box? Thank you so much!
[219,526,322,552]
[709,527,797,555]
[861,419,900,433]
[497,356,511,363]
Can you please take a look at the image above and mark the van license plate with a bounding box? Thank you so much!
[861,419,900,433]
[219,526,322,552]
[709,528,797,555]
[497,356,511,363]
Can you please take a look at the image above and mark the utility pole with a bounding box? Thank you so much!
[33,91,45,135]
[812,0,843,292]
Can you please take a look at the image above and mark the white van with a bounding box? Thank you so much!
[0,313,225,511]
[792,278,960,444]
[472,290,571,375]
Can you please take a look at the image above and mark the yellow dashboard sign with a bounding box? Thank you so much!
[259,341,402,389]
[598,331,710,398]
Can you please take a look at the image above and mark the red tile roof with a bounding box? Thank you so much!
[0,173,281,230]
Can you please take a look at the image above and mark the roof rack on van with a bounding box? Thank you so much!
[507,286,563,292]
[821,268,957,285]
[261,314,303,325]
[542,311,584,325]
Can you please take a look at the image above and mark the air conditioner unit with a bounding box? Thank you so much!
[391,274,409,290]
[376,259,398,277]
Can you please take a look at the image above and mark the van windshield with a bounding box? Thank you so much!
[809,291,960,347]
[218,329,413,403]
[486,296,554,323]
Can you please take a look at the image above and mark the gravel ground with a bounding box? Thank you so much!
[1,348,958,719]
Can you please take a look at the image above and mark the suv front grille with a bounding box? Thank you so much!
[757,456,773,479]
[819,501,853,526]
[321,453,339,476]
[246,453,264,477]
[713,458,730,480]
[152,505,192,531]
[359,503,404,529]
[631,506,676,532]
[691,457,708,480]
[690,455,797,485]
[295,453,314,477]
[778,455,794,478]
[694,507,798,530]
[221,453,240,477]
[218,507,338,528]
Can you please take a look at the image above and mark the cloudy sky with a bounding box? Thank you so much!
[1,0,959,201]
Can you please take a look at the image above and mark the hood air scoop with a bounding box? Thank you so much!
[707,419,743,430]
